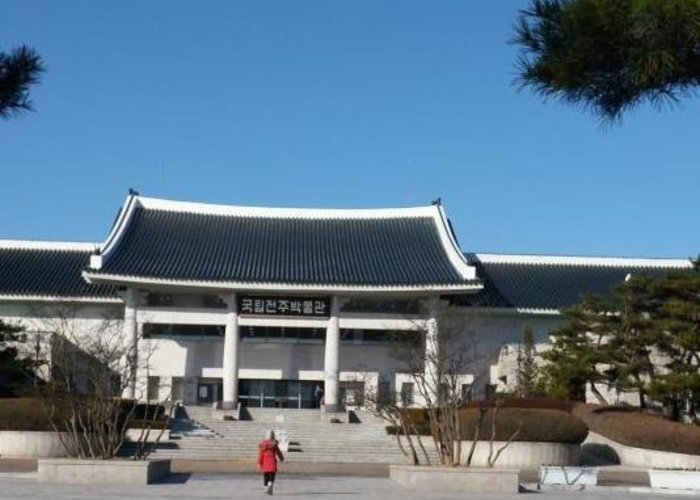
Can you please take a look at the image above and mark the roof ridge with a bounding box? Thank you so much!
[135,195,438,219]
[471,252,691,268]
[0,240,99,251]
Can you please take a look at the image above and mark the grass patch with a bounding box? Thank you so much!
[573,403,700,455]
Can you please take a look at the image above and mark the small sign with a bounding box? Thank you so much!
[238,296,330,317]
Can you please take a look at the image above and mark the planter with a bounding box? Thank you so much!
[390,465,519,493]
[38,458,171,485]
[649,470,700,490]
[456,440,581,468]
[0,431,71,458]
[584,432,700,469]
[539,465,598,486]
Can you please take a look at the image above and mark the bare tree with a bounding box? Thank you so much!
[360,300,478,466]
[360,300,521,467]
[28,304,171,459]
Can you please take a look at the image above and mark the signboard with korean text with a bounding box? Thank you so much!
[237,296,330,317]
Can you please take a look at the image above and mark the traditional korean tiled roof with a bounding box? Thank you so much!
[84,195,479,292]
[0,241,118,301]
[461,253,693,312]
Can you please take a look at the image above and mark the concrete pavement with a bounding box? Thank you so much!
[0,459,655,485]
[0,472,694,500]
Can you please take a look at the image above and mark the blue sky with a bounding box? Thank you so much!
[2,1,698,258]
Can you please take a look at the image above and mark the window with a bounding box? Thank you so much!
[142,323,224,338]
[341,299,420,314]
[378,381,392,406]
[240,326,324,342]
[461,384,472,402]
[146,293,173,307]
[202,294,226,308]
[147,376,160,401]
[400,382,414,406]
[146,292,226,308]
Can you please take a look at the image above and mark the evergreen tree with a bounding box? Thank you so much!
[0,45,44,119]
[603,275,659,409]
[0,320,32,396]
[648,269,700,422]
[515,325,542,398]
[513,0,700,121]
[542,294,611,403]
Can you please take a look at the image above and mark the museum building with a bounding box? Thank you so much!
[0,193,692,410]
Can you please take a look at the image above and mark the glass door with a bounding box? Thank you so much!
[238,379,322,408]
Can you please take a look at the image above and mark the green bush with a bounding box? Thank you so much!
[386,407,588,444]
[573,404,700,455]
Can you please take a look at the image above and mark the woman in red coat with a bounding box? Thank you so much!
[257,430,284,495]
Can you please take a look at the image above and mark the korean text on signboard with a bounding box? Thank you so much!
[237,297,330,317]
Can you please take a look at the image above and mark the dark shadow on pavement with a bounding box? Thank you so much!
[156,473,192,484]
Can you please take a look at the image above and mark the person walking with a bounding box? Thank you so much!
[257,430,284,495]
[314,384,323,409]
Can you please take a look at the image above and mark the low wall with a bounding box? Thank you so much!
[38,458,171,485]
[583,431,700,469]
[457,441,581,468]
[390,464,519,493]
[0,431,69,458]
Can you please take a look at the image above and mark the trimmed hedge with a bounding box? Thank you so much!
[0,398,54,431]
[573,404,700,455]
[387,407,589,444]
[0,398,170,432]
[466,398,574,413]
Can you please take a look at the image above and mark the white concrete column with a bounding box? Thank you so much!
[123,287,139,399]
[424,298,440,406]
[222,292,240,410]
[324,296,340,412]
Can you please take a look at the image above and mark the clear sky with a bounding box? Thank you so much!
[2,1,698,258]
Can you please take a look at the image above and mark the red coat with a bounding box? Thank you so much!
[257,439,284,473]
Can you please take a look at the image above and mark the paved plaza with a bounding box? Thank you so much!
[0,472,695,500]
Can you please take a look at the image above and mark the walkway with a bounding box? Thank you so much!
[0,473,693,500]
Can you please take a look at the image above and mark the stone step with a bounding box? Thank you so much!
[149,404,408,464]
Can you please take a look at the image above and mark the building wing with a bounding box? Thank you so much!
[462,253,692,313]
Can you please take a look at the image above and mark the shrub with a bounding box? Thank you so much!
[573,404,700,455]
[386,407,588,444]
[466,398,575,413]
[459,408,587,444]
[0,397,170,432]
[0,397,54,431]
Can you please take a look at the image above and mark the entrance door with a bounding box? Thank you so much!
[197,382,214,404]
[238,379,275,408]
[238,380,321,409]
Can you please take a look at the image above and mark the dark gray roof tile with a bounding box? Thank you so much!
[94,206,473,287]
[0,245,118,299]
[461,253,689,310]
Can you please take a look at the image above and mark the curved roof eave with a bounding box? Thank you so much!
[87,195,479,289]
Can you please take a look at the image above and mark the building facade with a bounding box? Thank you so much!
[0,194,692,409]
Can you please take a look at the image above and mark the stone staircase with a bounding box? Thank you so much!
[146,405,409,463]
